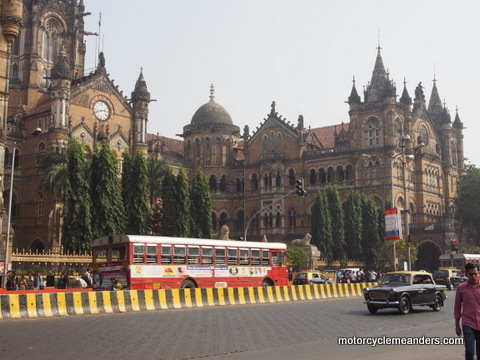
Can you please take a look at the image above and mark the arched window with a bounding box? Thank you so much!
[288,169,295,186]
[30,239,45,253]
[251,173,258,190]
[309,169,317,185]
[346,165,354,182]
[236,178,242,193]
[235,211,244,232]
[43,18,61,62]
[276,132,282,150]
[11,63,19,83]
[205,138,211,165]
[276,212,281,228]
[364,118,380,147]
[319,168,326,184]
[288,208,296,228]
[194,139,201,164]
[215,137,222,165]
[225,139,232,165]
[209,174,217,191]
[451,141,458,166]
[219,175,228,192]
[276,172,281,187]
[220,212,228,227]
[327,167,334,183]
[250,210,259,231]
[336,166,344,182]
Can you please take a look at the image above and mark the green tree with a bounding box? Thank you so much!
[190,167,213,238]
[39,151,67,200]
[174,168,192,237]
[311,190,333,265]
[160,166,177,236]
[90,140,126,238]
[361,195,381,267]
[62,138,93,253]
[122,151,149,235]
[326,184,347,266]
[146,156,168,207]
[286,247,309,270]
[376,239,418,271]
[455,165,480,245]
[344,189,363,261]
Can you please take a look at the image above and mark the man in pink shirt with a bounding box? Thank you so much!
[455,263,480,360]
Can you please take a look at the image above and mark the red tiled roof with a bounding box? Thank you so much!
[308,123,349,149]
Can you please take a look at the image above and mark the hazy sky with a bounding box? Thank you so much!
[82,0,480,166]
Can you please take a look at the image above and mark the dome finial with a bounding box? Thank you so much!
[209,83,215,102]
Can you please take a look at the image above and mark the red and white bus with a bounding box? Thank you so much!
[91,235,288,290]
[439,253,480,270]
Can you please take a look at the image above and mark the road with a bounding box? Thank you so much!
[0,290,463,360]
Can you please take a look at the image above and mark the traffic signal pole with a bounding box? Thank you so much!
[244,186,306,241]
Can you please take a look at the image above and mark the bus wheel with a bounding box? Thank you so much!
[180,280,197,289]
[262,279,273,287]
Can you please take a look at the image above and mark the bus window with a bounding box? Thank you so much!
[251,249,260,265]
[133,244,145,264]
[240,248,250,265]
[202,246,213,265]
[111,245,126,262]
[262,250,269,266]
[161,245,172,264]
[272,251,278,266]
[174,245,186,264]
[228,248,238,265]
[147,245,157,264]
[215,247,226,265]
[278,251,285,266]
[188,246,200,264]
[94,247,108,263]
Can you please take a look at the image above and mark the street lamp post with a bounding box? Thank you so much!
[3,145,15,288]
[391,134,423,271]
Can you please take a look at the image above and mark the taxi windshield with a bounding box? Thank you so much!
[381,273,411,285]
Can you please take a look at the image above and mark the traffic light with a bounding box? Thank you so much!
[295,179,307,196]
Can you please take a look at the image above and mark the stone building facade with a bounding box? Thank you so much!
[2,1,465,271]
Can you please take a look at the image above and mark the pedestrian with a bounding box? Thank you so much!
[6,271,18,291]
[17,276,27,290]
[110,278,122,291]
[82,269,93,288]
[27,272,34,290]
[74,276,88,289]
[33,271,43,290]
[455,262,480,360]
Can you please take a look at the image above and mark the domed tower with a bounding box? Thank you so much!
[131,68,151,154]
[182,84,240,167]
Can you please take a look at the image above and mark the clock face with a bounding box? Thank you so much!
[93,100,110,121]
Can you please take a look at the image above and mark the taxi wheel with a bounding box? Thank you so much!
[447,283,453,291]
[367,304,378,314]
[398,296,411,315]
[433,294,443,311]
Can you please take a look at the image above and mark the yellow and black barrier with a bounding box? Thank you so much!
[0,282,376,319]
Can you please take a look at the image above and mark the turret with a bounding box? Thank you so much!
[131,68,151,152]
[51,43,72,129]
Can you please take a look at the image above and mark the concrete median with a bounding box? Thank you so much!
[0,282,376,319]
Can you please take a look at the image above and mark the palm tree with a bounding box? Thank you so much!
[39,151,67,200]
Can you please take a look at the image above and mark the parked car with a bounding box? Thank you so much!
[363,271,447,315]
[292,271,333,285]
[433,268,467,290]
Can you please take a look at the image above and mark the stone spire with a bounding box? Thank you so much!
[428,76,443,118]
[51,42,71,79]
[453,107,463,129]
[400,78,412,105]
[364,45,395,102]
[348,76,361,104]
[131,67,151,102]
